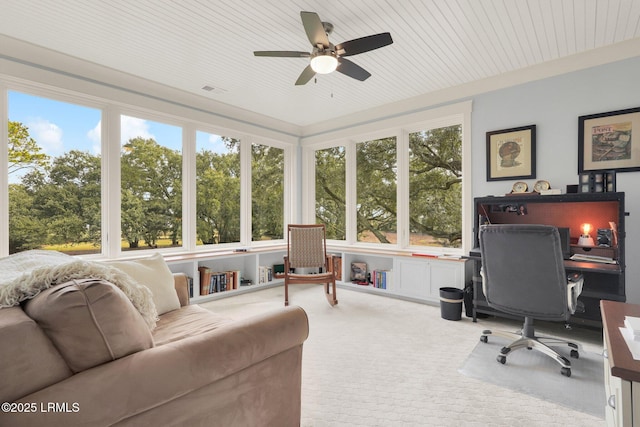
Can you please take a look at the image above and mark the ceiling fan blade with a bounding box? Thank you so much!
[335,33,393,57]
[301,11,329,48]
[254,51,310,57]
[336,58,371,81]
[295,65,316,85]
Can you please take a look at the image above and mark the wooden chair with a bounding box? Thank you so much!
[284,224,338,307]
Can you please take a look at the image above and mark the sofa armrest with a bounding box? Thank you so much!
[173,273,190,306]
[2,306,309,427]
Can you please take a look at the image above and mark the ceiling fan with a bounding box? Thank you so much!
[254,11,393,85]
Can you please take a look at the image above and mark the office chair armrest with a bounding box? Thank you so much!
[566,273,584,314]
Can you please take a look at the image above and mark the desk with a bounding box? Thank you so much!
[601,300,640,426]
[468,251,623,326]
[471,192,626,326]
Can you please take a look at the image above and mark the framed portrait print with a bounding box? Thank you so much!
[578,106,640,173]
[486,125,536,181]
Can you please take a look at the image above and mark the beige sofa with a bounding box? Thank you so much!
[0,270,309,426]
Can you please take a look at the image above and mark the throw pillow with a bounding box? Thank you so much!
[104,253,180,315]
[24,278,154,373]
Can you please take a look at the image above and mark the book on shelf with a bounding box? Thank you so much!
[187,276,194,298]
[199,268,241,295]
[258,266,273,284]
[372,269,392,289]
[198,266,212,296]
[332,255,342,281]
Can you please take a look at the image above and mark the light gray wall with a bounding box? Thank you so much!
[470,56,640,304]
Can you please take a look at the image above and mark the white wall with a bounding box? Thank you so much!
[470,56,640,304]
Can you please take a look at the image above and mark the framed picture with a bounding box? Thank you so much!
[578,106,640,173]
[486,125,536,181]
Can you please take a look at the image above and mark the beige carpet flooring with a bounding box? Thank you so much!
[200,284,605,427]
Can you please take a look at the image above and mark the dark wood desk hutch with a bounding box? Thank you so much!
[469,192,626,327]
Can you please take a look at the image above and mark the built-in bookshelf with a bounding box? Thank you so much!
[165,246,471,305]
[165,248,287,303]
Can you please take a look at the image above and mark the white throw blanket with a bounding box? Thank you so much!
[0,250,158,329]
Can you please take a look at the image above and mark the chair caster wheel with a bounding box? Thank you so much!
[561,367,571,377]
[496,355,506,364]
[570,349,579,359]
[480,335,488,343]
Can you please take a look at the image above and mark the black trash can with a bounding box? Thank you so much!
[439,287,464,321]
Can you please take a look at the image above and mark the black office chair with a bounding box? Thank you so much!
[479,224,584,377]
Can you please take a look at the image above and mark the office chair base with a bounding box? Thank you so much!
[481,329,579,376]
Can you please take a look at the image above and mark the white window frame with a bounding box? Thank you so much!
[0,79,296,259]
[301,101,472,255]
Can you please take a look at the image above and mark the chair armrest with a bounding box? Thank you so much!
[173,273,190,307]
[567,273,584,314]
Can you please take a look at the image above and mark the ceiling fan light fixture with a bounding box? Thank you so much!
[310,52,338,74]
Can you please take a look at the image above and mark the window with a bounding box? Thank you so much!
[409,125,462,248]
[356,137,397,244]
[306,103,470,252]
[196,131,240,245]
[120,115,182,250]
[251,143,284,241]
[8,91,102,255]
[315,146,346,240]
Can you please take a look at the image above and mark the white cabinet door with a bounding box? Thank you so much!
[395,259,430,299]
[429,262,462,300]
[395,258,465,302]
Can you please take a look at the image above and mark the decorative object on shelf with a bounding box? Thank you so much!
[486,124,536,181]
[597,228,613,247]
[578,172,594,193]
[350,262,367,282]
[578,170,616,192]
[533,180,550,193]
[510,181,528,193]
[605,170,616,192]
[578,106,640,174]
[578,223,595,247]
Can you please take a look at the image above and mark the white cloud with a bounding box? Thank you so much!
[28,118,64,156]
[88,120,101,154]
[121,116,153,144]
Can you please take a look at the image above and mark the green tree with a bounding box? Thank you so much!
[7,121,50,253]
[196,146,241,244]
[8,121,49,176]
[121,188,145,248]
[121,137,182,248]
[20,150,101,247]
[315,147,346,240]
[356,137,397,244]
[314,126,462,247]
[252,144,284,240]
[8,184,48,253]
[409,126,462,247]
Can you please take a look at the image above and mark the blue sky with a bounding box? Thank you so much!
[8,91,228,160]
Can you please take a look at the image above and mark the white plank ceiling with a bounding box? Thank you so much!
[2,0,640,128]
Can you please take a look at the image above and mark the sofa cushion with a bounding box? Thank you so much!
[104,253,181,315]
[153,304,233,346]
[23,278,154,373]
[0,306,73,402]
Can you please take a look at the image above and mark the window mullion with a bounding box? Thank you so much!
[103,105,121,258]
